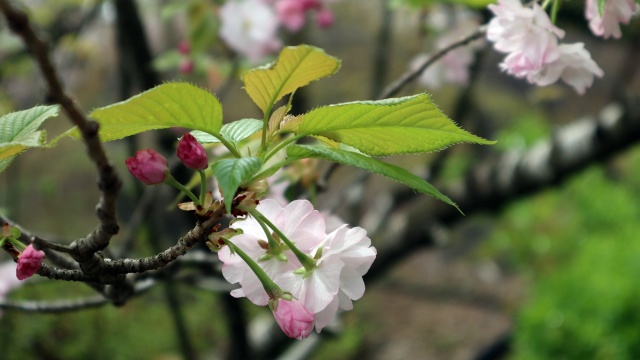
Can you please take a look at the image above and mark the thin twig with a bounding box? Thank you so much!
[378,25,486,100]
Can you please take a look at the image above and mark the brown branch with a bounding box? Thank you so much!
[378,25,486,100]
[0,0,122,270]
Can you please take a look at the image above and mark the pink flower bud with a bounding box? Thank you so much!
[276,0,306,32]
[179,59,194,74]
[272,298,314,340]
[177,133,208,170]
[302,0,321,10]
[178,40,191,55]
[16,244,45,280]
[125,149,169,185]
[315,8,334,29]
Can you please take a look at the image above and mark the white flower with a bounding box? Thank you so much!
[527,43,604,95]
[276,225,376,332]
[585,0,639,39]
[218,199,326,305]
[487,0,564,76]
[219,0,282,63]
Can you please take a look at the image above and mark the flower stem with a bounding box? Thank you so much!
[198,170,207,205]
[164,174,200,205]
[223,239,282,299]
[250,209,317,272]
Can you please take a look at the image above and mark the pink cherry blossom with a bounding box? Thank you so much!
[276,225,376,332]
[218,199,326,305]
[125,149,168,185]
[487,0,564,76]
[272,298,315,339]
[315,8,334,29]
[177,132,208,170]
[527,43,604,95]
[219,0,282,63]
[585,0,638,39]
[16,244,45,280]
[0,261,23,315]
[276,0,306,31]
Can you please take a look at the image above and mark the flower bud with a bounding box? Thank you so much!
[177,133,208,170]
[270,298,314,340]
[16,244,45,280]
[125,149,169,185]
[179,59,194,74]
[316,8,334,29]
[178,40,190,55]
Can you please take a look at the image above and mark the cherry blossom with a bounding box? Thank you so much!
[527,43,604,95]
[271,297,315,339]
[219,0,282,63]
[218,199,326,305]
[276,225,376,332]
[0,261,23,315]
[585,0,638,39]
[487,0,564,77]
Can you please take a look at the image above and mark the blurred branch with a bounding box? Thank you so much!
[0,0,122,274]
[0,279,155,313]
[378,25,486,99]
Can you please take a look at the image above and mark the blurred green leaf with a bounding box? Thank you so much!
[390,0,495,9]
[0,105,59,172]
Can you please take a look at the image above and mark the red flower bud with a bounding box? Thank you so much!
[177,133,208,170]
[16,244,45,280]
[125,149,169,185]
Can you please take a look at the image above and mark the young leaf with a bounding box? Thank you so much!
[0,105,60,173]
[192,119,263,144]
[287,145,460,211]
[297,94,494,156]
[87,83,222,141]
[597,0,606,15]
[211,157,263,213]
[242,45,340,113]
[286,144,460,212]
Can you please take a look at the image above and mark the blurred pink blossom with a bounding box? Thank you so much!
[315,8,334,28]
[219,0,282,63]
[276,0,306,31]
[487,0,564,76]
[585,0,638,39]
[527,43,604,95]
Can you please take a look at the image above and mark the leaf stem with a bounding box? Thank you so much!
[198,170,207,205]
[215,133,242,158]
[263,133,306,162]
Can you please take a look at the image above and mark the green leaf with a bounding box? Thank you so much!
[390,0,494,8]
[297,94,494,156]
[211,157,263,213]
[0,105,60,172]
[191,118,262,145]
[243,45,340,113]
[87,83,222,141]
[287,144,460,212]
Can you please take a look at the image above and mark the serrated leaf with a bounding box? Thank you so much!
[0,105,60,172]
[297,94,494,156]
[287,144,460,211]
[243,45,340,113]
[268,105,288,139]
[211,157,263,213]
[191,118,263,144]
[86,83,222,141]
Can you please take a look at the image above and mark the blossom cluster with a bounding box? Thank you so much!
[218,0,338,63]
[217,199,376,338]
[487,0,604,94]
[415,0,638,93]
